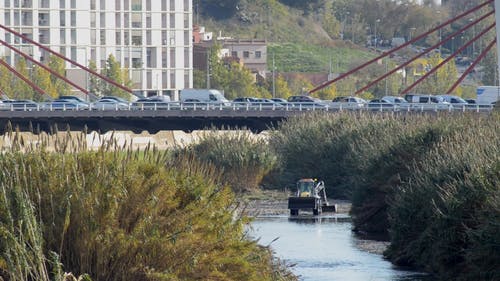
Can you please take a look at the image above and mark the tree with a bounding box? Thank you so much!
[481,48,498,86]
[313,84,338,100]
[286,75,314,96]
[48,56,70,97]
[322,1,341,39]
[32,66,56,99]
[102,55,132,100]
[0,60,14,99]
[88,60,102,95]
[275,75,292,99]
[11,58,35,100]
[417,53,459,94]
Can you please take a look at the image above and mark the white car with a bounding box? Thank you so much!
[331,96,367,109]
[91,98,130,110]
[382,96,411,110]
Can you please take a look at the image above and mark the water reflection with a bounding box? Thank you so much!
[251,216,431,281]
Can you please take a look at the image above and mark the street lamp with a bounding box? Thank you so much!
[374,19,381,49]
[469,18,476,57]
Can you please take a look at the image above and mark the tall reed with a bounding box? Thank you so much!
[0,131,296,281]
[176,131,278,192]
[385,113,500,279]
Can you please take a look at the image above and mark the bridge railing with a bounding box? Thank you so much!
[0,101,495,113]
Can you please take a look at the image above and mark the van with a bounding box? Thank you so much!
[476,86,500,105]
[404,94,452,110]
[180,89,230,104]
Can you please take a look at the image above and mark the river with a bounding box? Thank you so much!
[251,215,431,281]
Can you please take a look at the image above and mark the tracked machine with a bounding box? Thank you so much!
[288,179,336,216]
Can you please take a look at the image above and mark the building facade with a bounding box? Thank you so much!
[0,0,193,99]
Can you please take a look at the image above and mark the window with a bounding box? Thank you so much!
[70,0,75,9]
[90,0,95,10]
[90,12,96,27]
[115,31,121,45]
[184,31,189,46]
[243,51,249,58]
[60,29,66,44]
[100,0,105,10]
[146,0,151,11]
[5,0,10,7]
[59,11,65,26]
[184,49,189,68]
[100,12,105,26]
[169,0,174,11]
[115,0,120,10]
[170,13,175,28]
[71,28,76,44]
[115,12,121,27]
[170,49,175,68]
[59,0,65,8]
[184,0,189,11]
[231,51,237,57]
[70,11,76,26]
[161,0,166,11]
[100,30,106,44]
[255,51,262,58]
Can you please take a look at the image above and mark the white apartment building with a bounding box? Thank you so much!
[0,0,193,99]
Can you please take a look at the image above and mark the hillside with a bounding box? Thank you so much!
[197,0,375,73]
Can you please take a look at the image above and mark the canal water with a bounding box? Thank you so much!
[251,216,430,281]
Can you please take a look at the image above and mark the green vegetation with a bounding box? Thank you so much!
[0,56,70,101]
[0,134,295,281]
[176,131,278,193]
[267,112,499,279]
[269,42,374,73]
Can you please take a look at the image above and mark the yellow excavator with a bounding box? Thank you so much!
[288,179,336,216]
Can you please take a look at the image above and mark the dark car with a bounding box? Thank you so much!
[368,99,396,111]
[287,95,326,109]
[132,97,173,110]
[45,99,89,110]
[465,98,476,104]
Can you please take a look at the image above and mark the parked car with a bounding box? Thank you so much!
[251,98,284,109]
[270,98,288,106]
[45,99,89,110]
[58,95,89,104]
[381,96,411,110]
[101,96,130,104]
[331,96,367,109]
[465,98,477,104]
[180,89,230,105]
[404,94,452,110]
[368,99,397,111]
[2,99,40,111]
[132,97,174,110]
[288,95,326,109]
[92,98,130,110]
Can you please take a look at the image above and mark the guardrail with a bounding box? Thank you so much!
[0,102,495,113]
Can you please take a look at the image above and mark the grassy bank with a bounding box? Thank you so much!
[0,135,295,281]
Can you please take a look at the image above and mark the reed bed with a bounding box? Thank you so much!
[175,131,278,193]
[0,131,296,281]
[271,112,499,279]
[385,114,500,280]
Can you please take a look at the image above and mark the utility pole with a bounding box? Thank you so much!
[272,53,276,98]
[206,50,210,89]
[385,58,388,95]
[495,0,500,95]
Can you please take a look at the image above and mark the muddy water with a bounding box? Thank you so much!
[251,216,430,281]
